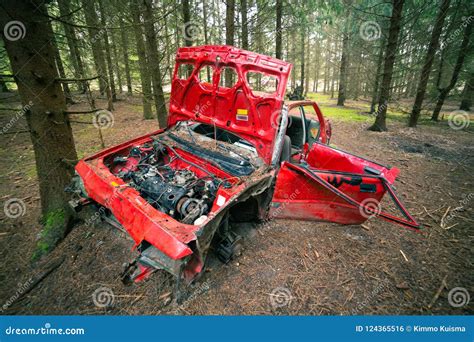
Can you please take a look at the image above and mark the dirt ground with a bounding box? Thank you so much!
[0,91,473,315]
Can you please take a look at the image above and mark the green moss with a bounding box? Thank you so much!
[31,208,68,261]
[319,106,371,122]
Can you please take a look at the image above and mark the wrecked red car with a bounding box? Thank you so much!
[70,46,420,284]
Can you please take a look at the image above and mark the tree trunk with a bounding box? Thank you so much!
[460,71,473,111]
[203,0,210,47]
[130,0,153,119]
[368,0,405,132]
[201,1,211,81]
[304,33,310,97]
[57,0,86,93]
[142,0,168,127]
[275,0,282,59]
[290,29,296,89]
[98,0,117,102]
[81,0,108,95]
[337,11,351,106]
[241,0,249,50]
[431,21,472,121]
[323,36,330,94]
[300,29,305,94]
[120,18,133,95]
[370,37,385,113]
[226,0,235,46]
[51,30,73,104]
[331,37,339,99]
[225,0,235,87]
[313,44,320,93]
[111,30,123,94]
[182,0,193,47]
[408,0,451,127]
[1,0,78,259]
[164,11,173,83]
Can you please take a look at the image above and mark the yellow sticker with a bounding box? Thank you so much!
[110,181,119,187]
[310,128,318,139]
[236,108,248,121]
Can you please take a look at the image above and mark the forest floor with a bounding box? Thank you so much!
[0,90,473,315]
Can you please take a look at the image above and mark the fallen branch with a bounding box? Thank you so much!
[65,108,102,114]
[440,206,451,228]
[56,75,100,83]
[399,249,409,262]
[0,130,30,135]
[9,257,65,307]
[428,275,447,309]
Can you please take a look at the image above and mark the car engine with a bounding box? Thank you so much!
[108,140,221,224]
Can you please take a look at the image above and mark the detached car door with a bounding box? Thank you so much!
[270,142,420,230]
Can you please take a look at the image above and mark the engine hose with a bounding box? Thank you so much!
[154,138,216,179]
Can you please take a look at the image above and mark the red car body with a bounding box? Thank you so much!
[73,46,419,283]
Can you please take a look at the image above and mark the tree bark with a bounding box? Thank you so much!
[80,0,108,95]
[225,0,235,88]
[460,71,474,111]
[142,0,168,127]
[130,0,153,119]
[408,0,451,127]
[98,0,117,102]
[241,0,249,50]
[370,36,386,113]
[331,37,339,99]
[291,29,297,89]
[51,29,73,104]
[337,10,351,106]
[304,33,310,97]
[57,0,86,93]
[313,40,320,93]
[226,0,235,46]
[300,29,305,94]
[182,0,192,47]
[431,21,472,121]
[368,0,405,132]
[1,0,78,257]
[120,18,133,95]
[275,0,282,59]
[111,30,123,94]
[203,0,210,47]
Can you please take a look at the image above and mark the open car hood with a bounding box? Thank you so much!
[168,45,292,165]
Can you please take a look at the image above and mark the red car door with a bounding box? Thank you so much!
[270,142,420,230]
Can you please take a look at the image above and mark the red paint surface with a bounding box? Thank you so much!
[168,45,292,164]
